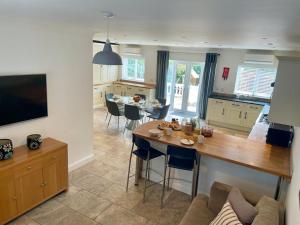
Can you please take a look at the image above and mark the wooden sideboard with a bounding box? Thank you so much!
[0,138,68,225]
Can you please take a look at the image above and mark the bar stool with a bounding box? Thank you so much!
[161,145,199,208]
[126,134,165,202]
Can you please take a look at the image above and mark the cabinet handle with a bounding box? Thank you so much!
[232,103,240,107]
[12,196,17,201]
[27,166,32,170]
[52,156,57,160]
[244,112,248,119]
[222,108,225,115]
[239,111,242,118]
[216,101,223,104]
[40,183,45,187]
[101,92,102,98]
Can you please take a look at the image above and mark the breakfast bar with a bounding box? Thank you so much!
[133,121,291,200]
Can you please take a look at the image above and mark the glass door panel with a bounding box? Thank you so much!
[187,64,203,112]
[173,63,186,111]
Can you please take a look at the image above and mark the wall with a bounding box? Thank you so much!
[0,20,94,170]
[286,127,300,225]
[120,44,249,94]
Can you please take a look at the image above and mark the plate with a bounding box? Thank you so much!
[180,139,194,146]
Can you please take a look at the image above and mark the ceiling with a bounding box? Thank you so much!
[1,0,300,50]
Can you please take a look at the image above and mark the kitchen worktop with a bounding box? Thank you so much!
[209,93,270,106]
[114,80,156,89]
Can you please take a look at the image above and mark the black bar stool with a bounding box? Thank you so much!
[126,134,165,202]
[161,145,199,208]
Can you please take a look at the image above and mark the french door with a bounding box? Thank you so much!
[166,61,205,114]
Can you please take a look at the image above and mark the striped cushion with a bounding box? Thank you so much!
[209,201,242,225]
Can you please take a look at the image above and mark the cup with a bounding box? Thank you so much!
[198,135,205,144]
[164,128,173,136]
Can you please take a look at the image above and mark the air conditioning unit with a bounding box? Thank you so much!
[120,45,142,56]
[244,54,276,65]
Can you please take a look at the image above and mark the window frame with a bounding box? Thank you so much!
[121,55,145,82]
[234,64,277,99]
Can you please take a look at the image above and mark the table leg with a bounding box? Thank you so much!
[274,176,282,200]
[135,157,143,185]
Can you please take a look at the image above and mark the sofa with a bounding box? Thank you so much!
[179,182,283,225]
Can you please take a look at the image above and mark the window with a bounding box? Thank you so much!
[234,65,277,99]
[122,56,145,81]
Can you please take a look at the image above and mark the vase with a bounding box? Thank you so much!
[0,139,13,160]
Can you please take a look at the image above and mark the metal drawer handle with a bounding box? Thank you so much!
[244,112,248,119]
[239,111,242,118]
[222,108,225,115]
[27,166,32,170]
[12,196,17,201]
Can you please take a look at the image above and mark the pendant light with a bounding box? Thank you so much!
[93,12,122,65]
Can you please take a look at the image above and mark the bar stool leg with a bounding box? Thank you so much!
[167,167,171,190]
[143,153,150,202]
[105,111,108,120]
[126,142,134,192]
[123,119,128,134]
[161,156,168,208]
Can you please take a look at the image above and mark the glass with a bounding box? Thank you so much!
[173,63,186,110]
[187,64,202,112]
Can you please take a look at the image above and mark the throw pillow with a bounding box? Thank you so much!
[227,187,258,224]
[209,201,242,225]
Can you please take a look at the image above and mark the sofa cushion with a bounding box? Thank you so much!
[179,194,215,225]
[209,201,242,225]
[227,187,258,224]
[251,196,280,225]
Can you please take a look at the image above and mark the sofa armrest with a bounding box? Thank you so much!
[179,194,215,225]
[252,196,280,225]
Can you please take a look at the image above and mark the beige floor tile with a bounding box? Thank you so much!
[6,215,40,225]
[55,185,82,203]
[100,183,143,209]
[71,173,113,196]
[95,204,148,225]
[59,190,111,219]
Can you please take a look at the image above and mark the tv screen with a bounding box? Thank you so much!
[0,74,48,126]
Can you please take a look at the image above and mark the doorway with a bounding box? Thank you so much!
[166,60,205,115]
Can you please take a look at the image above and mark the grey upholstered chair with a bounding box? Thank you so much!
[106,100,124,128]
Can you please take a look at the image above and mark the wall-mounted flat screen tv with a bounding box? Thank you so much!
[0,74,48,126]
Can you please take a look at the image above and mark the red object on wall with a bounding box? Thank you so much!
[222,67,230,80]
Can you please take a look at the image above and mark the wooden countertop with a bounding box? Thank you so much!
[133,121,291,180]
[114,81,156,89]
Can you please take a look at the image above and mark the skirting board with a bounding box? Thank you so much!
[68,153,95,172]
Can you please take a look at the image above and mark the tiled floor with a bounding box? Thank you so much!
[8,108,197,225]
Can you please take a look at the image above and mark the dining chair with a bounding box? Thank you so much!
[126,134,165,202]
[105,92,114,121]
[134,94,146,100]
[124,104,144,133]
[157,98,166,106]
[147,104,170,121]
[106,100,124,128]
[161,145,198,208]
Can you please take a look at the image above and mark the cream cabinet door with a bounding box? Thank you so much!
[242,104,263,128]
[226,102,245,126]
[206,99,227,122]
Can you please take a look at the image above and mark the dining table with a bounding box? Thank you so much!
[132,120,291,200]
[108,95,162,129]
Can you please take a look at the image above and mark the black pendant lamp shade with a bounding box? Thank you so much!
[93,39,122,65]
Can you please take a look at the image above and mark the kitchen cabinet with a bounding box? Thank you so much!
[0,138,68,225]
[93,84,115,108]
[206,98,263,131]
[112,83,155,100]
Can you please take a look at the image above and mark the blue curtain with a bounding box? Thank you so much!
[155,51,169,99]
[199,53,218,119]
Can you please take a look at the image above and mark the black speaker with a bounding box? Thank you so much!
[27,134,42,150]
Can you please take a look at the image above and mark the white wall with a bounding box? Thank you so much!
[286,127,300,225]
[0,20,94,170]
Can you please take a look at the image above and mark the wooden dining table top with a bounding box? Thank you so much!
[133,121,291,180]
